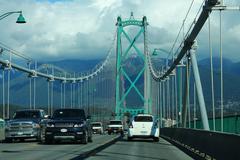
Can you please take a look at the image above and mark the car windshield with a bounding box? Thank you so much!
[134,116,153,122]
[92,123,101,127]
[110,121,122,125]
[52,109,85,120]
[13,111,40,119]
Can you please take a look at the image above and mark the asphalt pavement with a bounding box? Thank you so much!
[87,137,193,160]
[0,134,117,160]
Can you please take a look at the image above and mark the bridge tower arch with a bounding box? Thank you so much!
[115,13,151,119]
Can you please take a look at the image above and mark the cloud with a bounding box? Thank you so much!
[0,0,240,61]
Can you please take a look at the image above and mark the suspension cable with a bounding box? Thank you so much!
[2,69,5,119]
[209,11,216,131]
[0,29,117,84]
[220,10,224,132]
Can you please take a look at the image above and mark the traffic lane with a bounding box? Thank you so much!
[87,137,193,160]
[0,134,117,160]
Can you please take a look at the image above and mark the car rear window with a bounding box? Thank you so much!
[110,121,122,125]
[92,123,101,127]
[134,116,153,122]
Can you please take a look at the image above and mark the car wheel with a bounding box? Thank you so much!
[127,136,132,141]
[45,137,53,144]
[82,131,88,144]
[153,137,159,142]
[39,131,44,143]
[5,138,13,143]
[88,136,93,143]
[19,138,25,142]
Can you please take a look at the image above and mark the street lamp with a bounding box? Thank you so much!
[152,48,171,70]
[0,11,26,23]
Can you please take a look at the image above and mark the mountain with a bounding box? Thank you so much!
[1,57,240,116]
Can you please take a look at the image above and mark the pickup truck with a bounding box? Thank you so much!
[42,108,93,144]
[107,120,124,135]
[5,109,48,142]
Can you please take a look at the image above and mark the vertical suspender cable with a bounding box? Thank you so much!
[167,79,170,119]
[63,82,66,108]
[194,83,196,129]
[220,10,224,132]
[78,82,80,108]
[70,83,73,108]
[51,66,54,115]
[209,12,215,131]
[28,63,32,109]
[188,58,191,128]
[175,73,178,127]
[33,61,36,109]
[47,69,50,115]
[162,80,165,121]
[7,55,11,119]
[2,70,5,119]
[51,81,53,115]
[87,78,90,115]
[60,82,63,109]
[159,81,162,128]
[171,76,174,124]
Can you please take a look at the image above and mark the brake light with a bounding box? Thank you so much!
[129,123,133,128]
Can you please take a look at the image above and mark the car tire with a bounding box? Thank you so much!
[45,137,53,144]
[82,131,88,144]
[153,137,159,142]
[127,136,132,141]
[88,136,93,143]
[5,138,13,143]
[19,138,25,142]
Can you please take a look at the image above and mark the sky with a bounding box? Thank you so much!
[0,0,240,62]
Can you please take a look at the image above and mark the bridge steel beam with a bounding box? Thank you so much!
[190,41,210,130]
[160,0,220,80]
[115,14,150,119]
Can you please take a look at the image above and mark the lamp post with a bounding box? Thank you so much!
[0,11,26,23]
[0,11,26,119]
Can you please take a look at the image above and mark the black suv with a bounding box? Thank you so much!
[42,108,92,144]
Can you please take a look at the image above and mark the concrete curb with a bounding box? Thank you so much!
[70,135,122,160]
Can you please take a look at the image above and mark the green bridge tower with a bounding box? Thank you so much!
[115,13,151,119]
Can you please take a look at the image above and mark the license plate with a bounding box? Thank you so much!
[141,131,147,134]
[60,129,67,133]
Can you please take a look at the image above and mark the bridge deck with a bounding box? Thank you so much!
[0,135,117,160]
[87,137,193,160]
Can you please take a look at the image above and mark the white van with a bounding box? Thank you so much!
[127,114,159,142]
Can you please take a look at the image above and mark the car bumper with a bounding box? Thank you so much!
[5,128,39,139]
[108,128,123,133]
[45,127,86,140]
[128,128,159,138]
[92,128,102,134]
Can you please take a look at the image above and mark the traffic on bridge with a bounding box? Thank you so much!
[0,0,240,160]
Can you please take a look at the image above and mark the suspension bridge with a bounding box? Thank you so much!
[0,0,240,159]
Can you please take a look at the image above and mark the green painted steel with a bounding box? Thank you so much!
[115,14,150,119]
[189,115,240,134]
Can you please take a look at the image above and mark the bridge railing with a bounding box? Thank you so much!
[161,127,240,160]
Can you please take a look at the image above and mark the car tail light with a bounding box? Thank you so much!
[129,123,133,128]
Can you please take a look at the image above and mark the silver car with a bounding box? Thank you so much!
[5,109,48,142]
